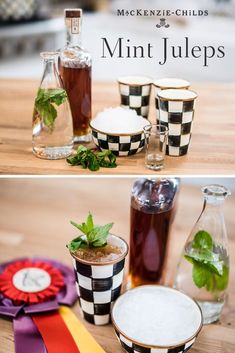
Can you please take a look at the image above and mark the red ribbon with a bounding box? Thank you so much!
[32,312,80,353]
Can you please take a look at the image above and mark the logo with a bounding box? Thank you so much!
[156,18,170,28]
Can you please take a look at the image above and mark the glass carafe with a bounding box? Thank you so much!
[174,184,231,324]
[129,178,179,288]
[32,52,74,159]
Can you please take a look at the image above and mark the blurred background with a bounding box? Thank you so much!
[0,0,235,81]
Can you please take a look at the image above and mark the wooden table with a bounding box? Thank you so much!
[0,79,235,175]
[0,178,234,353]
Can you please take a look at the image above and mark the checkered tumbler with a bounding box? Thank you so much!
[72,257,126,325]
[158,98,196,157]
[119,83,152,119]
[115,329,196,353]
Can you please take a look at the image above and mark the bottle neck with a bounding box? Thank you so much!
[66,30,82,47]
[202,197,224,215]
[41,59,61,88]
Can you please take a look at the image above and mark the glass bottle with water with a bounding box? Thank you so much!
[174,184,231,324]
[32,52,73,159]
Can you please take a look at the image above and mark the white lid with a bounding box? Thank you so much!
[158,89,197,101]
[118,76,152,86]
[153,78,190,89]
[112,285,202,347]
[91,107,148,134]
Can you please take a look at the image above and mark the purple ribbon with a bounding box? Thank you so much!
[14,315,47,353]
[0,257,77,353]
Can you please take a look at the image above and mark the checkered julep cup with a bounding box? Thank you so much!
[118,76,152,119]
[157,89,197,156]
[153,78,190,124]
[71,235,128,325]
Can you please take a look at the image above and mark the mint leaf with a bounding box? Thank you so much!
[34,88,68,131]
[97,150,117,168]
[185,250,223,276]
[192,261,212,288]
[192,230,213,251]
[70,220,88,234]
[40,103,57,131]
[68,213,114,250]
[185,229,229,293]
[86,212,94,233]
[211,265,229,291]
[66,236,87,251]
[66,146,117,172]
[87,223,114,247]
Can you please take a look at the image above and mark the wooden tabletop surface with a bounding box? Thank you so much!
[0,79,235,175]
[0,178,234,353]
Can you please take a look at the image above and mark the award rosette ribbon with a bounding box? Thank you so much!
[0,258,105,353]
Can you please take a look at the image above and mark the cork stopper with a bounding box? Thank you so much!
[64,9,82,18]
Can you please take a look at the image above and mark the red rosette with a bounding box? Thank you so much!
[0,260,64,304]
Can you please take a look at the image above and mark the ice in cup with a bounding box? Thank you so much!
[157,89,197,156]
[118,76,152,119]
[112,286,202,353]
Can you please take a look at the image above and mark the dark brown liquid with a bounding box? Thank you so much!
[60,65,91,137]
[130,203,173,287]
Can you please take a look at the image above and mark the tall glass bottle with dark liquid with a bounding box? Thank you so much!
[59,9,92,142]
[129,178,179,288]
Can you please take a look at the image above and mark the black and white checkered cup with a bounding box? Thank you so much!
[70,234,128,325]
[153,78,190,124]
[112,285,203,353]
[157,89,197,157]
[118,76,153,119]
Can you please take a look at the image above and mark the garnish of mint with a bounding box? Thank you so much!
[67,145,117,171]
[35,88,67,131]
[185,230,229,292]
[66,212,114,251]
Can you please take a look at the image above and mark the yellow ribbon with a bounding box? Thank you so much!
[59,306,106,353]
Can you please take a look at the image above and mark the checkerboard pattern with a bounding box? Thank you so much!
[72,257,126,325]
[158,98,196,156]
[92,130,145,156]
[119,83,152,119]
[155,97,160,125]
[115,329,196,353]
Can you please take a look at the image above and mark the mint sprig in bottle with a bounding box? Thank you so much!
[174,185,231,324]
[32,52,74,160]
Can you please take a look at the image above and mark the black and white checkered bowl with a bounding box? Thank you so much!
[70,234,128,325]
[90,113,147,157]
[112,285,203,353]
[157,89,197,157]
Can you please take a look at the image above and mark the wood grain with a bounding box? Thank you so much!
[0,179,234,353]
[0,79,235,175]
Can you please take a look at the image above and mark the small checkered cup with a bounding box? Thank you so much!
[157,89,197,157]
[118,76,153,119]
[153,78,190,124]
[70,234,128,325]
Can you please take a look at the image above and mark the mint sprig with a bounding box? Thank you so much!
[185,230,229,292]
[67,212,114,251]
[35,88,67,131]
[67,145,117,171]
